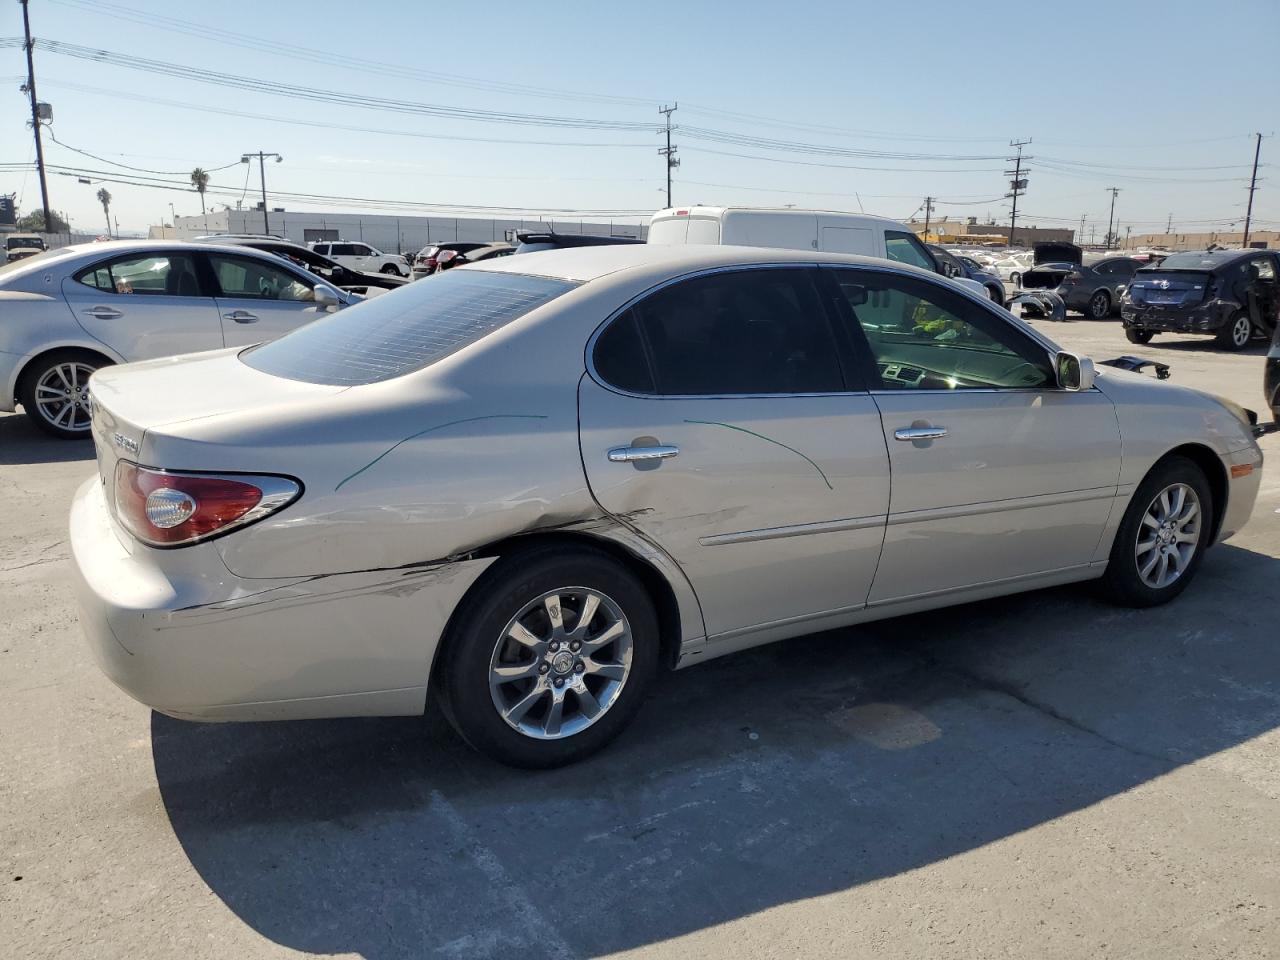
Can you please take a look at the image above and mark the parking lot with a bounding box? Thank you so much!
[1,317,1277,960]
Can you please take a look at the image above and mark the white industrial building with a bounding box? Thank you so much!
[154,208,649,254]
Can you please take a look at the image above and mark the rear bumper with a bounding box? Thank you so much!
[1121,300,1232,333]
[70,476,494,721]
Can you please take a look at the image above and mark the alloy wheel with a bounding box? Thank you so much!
[488,587,633,740]
[1135,482,1201,589]
[1230,314,1252,348]
[1089,291,1110,319]
[33,361,96,434]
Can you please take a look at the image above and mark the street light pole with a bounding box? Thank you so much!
[242,152,282,235]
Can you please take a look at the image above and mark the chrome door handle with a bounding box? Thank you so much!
[894,426,948,441]
[608,444,679,463]
[225,310,259,323]
[83,306,123,320]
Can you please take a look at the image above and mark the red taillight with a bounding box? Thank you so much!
[113,462,300,547]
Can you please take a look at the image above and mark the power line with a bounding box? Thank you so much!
[45,129,243,176]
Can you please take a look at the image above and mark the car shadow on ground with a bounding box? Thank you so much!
[0,414,93,466]
[151,543,1280,960]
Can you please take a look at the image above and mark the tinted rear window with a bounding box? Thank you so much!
[1152,252,1234,271]
[241,269,577,385]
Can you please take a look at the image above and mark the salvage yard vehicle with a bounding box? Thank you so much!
[5,233,46,263]
[513,231,643,255]
[1266,321,1280,423]
[648,206,991,299]
[198,236,407,295]
[1020,242,1141,320]
[70,244,1263,768]
[431,242,513,272]
[1122,249,1280,351]
[309,240,409,277]
[411,242,493,280]
[0,240,351,438]
[932,245,1005,303]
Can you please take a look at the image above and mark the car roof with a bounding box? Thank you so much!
[469,242,934,285]
[8,238,311,267]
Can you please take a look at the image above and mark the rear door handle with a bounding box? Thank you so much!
[224,310,259,324]
[83,306,123,320]
[608,444,679,463]
[894,426,948,441]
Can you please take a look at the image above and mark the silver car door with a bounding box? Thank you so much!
[205,252,340,346]
[825,266,1122,603]
[578,266,890,641]
[60,250,223,360]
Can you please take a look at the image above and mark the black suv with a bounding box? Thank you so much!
[1122,249,1280,351]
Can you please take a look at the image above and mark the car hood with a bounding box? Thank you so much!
[1034,242,1082,266]
[1093,365,1257,453]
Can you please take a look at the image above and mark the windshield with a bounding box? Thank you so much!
[7,236,44,250]
[241,268,577,385]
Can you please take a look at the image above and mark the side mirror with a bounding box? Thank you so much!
[1056,351,1096,391]
[312,285,341,309]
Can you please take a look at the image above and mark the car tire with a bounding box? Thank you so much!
[437,544,659,768]
[1087,289,1112,320]
[986,284,1003,304]
[1009,271,1021,287]
[1100,455,1213,608]
[1215,311,1253,351]
[379,264,401,275]
[17,349,109,440]
[1125,328,1154,345]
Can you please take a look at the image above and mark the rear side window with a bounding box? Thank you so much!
[242,269,577,385]
[74,253,200,296]
[593,268,844,396]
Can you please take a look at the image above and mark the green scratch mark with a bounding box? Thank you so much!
[683,419,833,490]
[336,415,549,491]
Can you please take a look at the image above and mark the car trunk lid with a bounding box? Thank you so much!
[1127,270,1211,307]
[1034,242,1082,267]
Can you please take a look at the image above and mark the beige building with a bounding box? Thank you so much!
[1120,230,1279,252]
[908,217,1074,247]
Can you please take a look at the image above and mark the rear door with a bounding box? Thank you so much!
[824,265,1121,602]
[204,251,339,346]
[1247,254,1279,333]
[578,266,890,641]
[61,250,223,360]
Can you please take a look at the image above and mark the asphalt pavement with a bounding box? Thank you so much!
[2,317,1277,959]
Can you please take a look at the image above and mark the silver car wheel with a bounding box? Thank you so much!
[1229,315,1252,348]
[33,361,95,433]
[488,587,633,740]
[1135,482,1201,590]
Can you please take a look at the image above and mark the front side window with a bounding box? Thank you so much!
[593,268,844,396]
[884,231,937,272]
[1250,257,1276,281]
[829,268,1052,390]
[243,269,576,385]
[208,254,315,301]
[74,253,200,296]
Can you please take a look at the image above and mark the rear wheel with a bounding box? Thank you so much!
[18,350,109,439]
[1125,328,1154,345]
[380,263,402,275]
[1101,456,1212,607]
[438,545,659,767]
[1087,289,1112,320]
[1215,311,1253,351]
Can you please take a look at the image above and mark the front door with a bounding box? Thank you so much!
[204,252,336,346]
[61,250,222,360]
[578,266,890,641]
[824,266,1122,603]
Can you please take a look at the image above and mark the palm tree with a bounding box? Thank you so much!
[96,188,112,238]
[189,167,209,216]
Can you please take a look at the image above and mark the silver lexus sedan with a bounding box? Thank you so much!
[0,240,351,438]
[70,244,1263,767]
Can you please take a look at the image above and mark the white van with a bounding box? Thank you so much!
[648,206,989,298]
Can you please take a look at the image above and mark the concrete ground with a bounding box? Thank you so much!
[2,318,1278,960]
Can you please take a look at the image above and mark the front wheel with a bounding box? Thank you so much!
[1215,312,1253,351]
[18,350,108,439]
[1125,328,1154,345]
[1101,456,1212,607]
[1087,289,1112,320]
[380,264,403,276]
[438,546,658,767]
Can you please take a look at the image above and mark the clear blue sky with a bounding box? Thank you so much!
[2,0,1276,237]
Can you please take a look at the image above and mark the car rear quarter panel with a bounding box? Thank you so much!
[0,290,122,407]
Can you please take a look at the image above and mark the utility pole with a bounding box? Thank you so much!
[241,151,282,235]
[1104,187,1120,250]
[19,0,52,229]
[1079,214,1086,244]
[658,103,679,209]
[1005,139,1032,248]
[1243,133,1263,248]
[923,196,936,240]
[1166,212,1173,234]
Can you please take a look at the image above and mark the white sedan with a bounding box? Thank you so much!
[70,244,1263,767]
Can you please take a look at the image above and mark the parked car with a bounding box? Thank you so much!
[1266,321,1280,423]
[1122,249,1280,351]
[1020,243,1141,319]
[5,233,46,263]
[0,240,351,438]
[309,240,409,277]
[432,242,513,272]
[990,252,1032,288]
[932,245,1005,303]
[70,244,1262,768]
[411,242,493,280]
[513,232,643,255]
[198,236,407,295]
[648,206,990,299]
